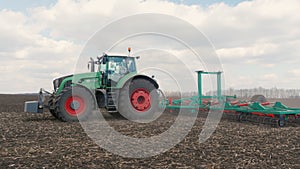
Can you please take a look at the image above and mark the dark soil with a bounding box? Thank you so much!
[0,95,299,168]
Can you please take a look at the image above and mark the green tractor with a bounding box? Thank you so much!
[25,49,159,122]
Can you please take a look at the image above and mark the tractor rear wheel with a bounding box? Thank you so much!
[55,86,94,122]
[118,78,159,121]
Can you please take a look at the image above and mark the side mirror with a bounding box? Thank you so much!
[102,57,107,64]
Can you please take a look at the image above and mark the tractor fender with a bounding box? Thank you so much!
[117,74,159,89]
[56,76,73,94]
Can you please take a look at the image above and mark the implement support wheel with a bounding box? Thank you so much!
[250,95,267,103]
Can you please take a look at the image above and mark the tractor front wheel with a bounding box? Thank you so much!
[55,86,94,122]
[48,95,58,118]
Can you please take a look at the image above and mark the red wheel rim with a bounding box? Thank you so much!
[130,88,151,112]
[64,96,86,116]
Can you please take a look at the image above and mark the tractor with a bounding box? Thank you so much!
[25,49,159,122]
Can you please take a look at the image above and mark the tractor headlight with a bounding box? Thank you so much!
[53,75,73,91]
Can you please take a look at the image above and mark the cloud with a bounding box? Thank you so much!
[259,73,278,80]
[288,69,300,77]
[0,8,82,93]
[0,0,300,93]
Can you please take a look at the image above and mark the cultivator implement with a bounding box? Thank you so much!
[161,71,300,127]
[223,101,300,126]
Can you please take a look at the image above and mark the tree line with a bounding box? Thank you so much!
[210,87,300,98]
[164,87,300,99]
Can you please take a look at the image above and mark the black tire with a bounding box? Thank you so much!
[157,89,167,113]
[250,95,267,103]
[48,95,58,118]
[50,109,57,118]
[55,86,95,122]
[118,78,159,121]
[278,118,286,127]
[238,112,246,122]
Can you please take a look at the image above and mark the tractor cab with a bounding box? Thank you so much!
[89,54,137,88]
[101,55,137,87]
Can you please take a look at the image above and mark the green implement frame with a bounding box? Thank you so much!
[162,71,229,110]
[161,71,300,127]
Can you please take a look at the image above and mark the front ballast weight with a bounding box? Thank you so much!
[24,88,50,113]
[161,71,300,127]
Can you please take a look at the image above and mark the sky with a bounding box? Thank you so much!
[0,0,299,93]
[0,0,247,10]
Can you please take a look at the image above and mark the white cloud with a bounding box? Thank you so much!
[289,69,300,77]
[260,73,278,80]
[0,0,300,93]
[217,42,278,58]
[0,8,81,93]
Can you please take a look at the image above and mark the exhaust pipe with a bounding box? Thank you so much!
[88,57,95,72]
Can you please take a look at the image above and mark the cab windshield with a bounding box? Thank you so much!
[100,56,136,85]
[107,56,136,74]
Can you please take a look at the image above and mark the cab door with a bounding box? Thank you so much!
[99,56,108,88]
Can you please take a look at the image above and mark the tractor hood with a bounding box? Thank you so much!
[53,72,100,94]
[53,74,73,91]
[72,72,101,89]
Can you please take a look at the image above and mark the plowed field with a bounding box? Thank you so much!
[0,94,299,168]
